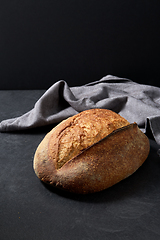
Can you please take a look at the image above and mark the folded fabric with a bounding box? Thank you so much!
[0,75,160,146]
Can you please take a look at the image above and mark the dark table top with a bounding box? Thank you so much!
[1,90,160,240]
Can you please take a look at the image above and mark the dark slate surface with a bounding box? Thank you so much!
[1,90,160,240]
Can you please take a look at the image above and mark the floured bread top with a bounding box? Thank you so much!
[48,109,130,169]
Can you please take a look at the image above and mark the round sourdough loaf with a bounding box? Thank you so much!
[33,108,150,194]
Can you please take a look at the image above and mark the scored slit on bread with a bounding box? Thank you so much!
[52,109,130,169]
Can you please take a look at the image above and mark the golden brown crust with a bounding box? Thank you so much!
[49,109,129,169]
[33,109,150,194]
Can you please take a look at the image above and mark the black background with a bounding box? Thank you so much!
[0,0,160,90]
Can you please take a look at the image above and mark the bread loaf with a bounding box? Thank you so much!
[33,108,150,194]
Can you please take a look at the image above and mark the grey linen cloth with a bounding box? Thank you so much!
[0,75,160,146]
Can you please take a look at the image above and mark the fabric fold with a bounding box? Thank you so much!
[0,75,160,147]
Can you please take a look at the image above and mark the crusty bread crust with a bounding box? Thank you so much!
[33,109,150,194]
